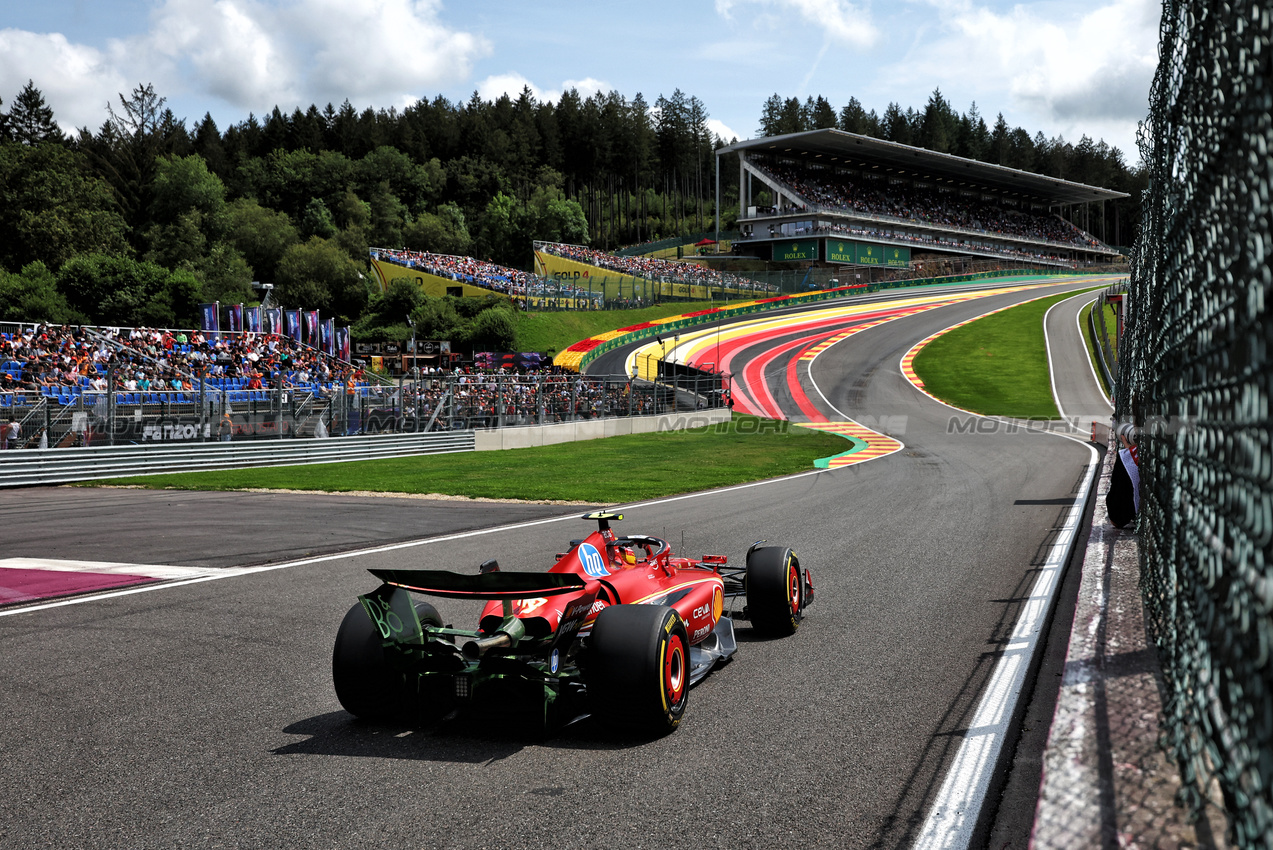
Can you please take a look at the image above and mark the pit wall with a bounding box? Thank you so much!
[474,408,731,450]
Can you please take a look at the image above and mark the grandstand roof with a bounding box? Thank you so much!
[719,128,1128,206]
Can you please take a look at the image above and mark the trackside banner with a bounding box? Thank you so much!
[200,302,220,339]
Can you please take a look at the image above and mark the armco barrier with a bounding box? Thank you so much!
[0,430,476,488]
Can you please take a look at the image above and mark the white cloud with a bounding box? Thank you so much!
[707,118,742,143]
[147,0,296,108]
[476,72,610,105]
[280,0,488,102]
[0,29,131,133]
[1,0,490,131]
[716,0,879,48]
[886,0,1158,154]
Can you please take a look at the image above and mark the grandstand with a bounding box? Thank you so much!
[370,248,606,309]
[0,322,378,448]
[716,129,1127,269]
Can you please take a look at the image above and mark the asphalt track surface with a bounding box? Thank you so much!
[0,277,1112,849]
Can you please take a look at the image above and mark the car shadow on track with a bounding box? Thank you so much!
[273,710,670,761]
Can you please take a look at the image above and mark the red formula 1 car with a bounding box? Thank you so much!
[333,512,813,735]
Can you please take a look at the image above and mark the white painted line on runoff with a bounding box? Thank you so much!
[0,465,833,619]
[0,558,216,580]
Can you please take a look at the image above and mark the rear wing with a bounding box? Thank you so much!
[370,569,588,600]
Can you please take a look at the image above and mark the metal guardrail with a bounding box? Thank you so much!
[0,430,476,488]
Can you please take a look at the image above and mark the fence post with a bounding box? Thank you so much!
[107,366,115,447]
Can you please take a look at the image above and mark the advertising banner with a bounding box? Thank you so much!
[855,243,883,265]
[285,310,302,342]
[245,306,262,333]
[266,308,283,336]
[775,240,818,262]
[304,311,320,347]
[200,302,220,339]
[337,327,351,361]
[321,318,335,356]
[826,240,856,264]
[227,303,243,333]
[885,246,911,267]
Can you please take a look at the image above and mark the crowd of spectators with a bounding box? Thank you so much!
[1,322,370,408]
[535,243,775,294]
[360,365,702,431]
[373,249,602,306]
[751,159,1110,253]
[394,368,662,428]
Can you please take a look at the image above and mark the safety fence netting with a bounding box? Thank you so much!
[1120,0,1272,845]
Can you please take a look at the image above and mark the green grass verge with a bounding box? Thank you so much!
[513,302,714,357]
[912,289,1101,419]
[92,415,848,503]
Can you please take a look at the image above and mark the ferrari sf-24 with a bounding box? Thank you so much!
[333,512,813,735]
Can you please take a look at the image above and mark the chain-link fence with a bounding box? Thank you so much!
[4,371,719,447]
[1119,0,1272,845]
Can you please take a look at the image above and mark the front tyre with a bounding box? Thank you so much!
[746,546,804,637]
[587,605,689,735]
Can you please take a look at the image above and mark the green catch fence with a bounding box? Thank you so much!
[1119,0,1272,845]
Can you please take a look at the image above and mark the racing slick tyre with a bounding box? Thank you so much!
[587,604,689,736]
[331,600,441,721]
[746,546,804,637]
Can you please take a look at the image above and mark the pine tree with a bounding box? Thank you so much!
[7,80,63,145]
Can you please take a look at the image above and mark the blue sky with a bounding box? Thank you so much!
[1,0,1159,167]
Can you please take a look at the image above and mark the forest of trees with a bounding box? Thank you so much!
[0,79,1143,347]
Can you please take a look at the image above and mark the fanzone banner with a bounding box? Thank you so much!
[305,311,320,347]
[245,306,262,333]
[266,308,283,336]
[285,310,302,342]
[227,303,243,333]
[200,302,220,339]
[321,318,335,356]
[337,327,351,361]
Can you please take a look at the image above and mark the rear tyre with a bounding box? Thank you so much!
[332,601,407,721]
[588,604,689,735]
[746,546,803,637]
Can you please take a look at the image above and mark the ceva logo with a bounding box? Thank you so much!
[578,542,609,578]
